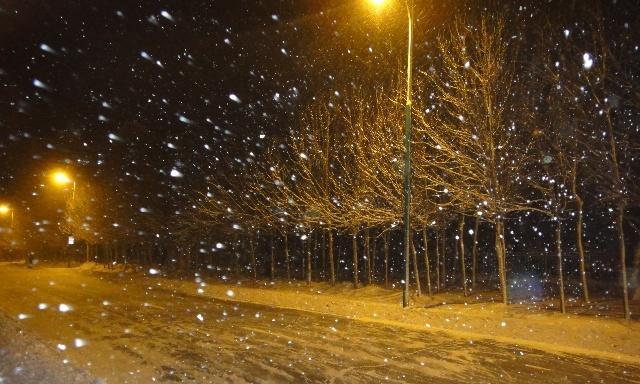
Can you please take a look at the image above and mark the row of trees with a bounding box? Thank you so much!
[5,6,637,319]
[190,11,639,318]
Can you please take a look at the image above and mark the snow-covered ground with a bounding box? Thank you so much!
[131,264,640,365]
[0,262,639,383]
[183,277,640,365]
[0,311,93,384]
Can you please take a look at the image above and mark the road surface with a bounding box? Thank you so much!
[0,263,638,383]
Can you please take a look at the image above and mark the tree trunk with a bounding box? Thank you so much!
[328,229,336,285]
[495,220,508,304]
[124,244,128,268]
[570,160,589,303]
[471,217,479,290]
[371,232,376,284]
[85,242,90,263]
[435,229,441,292]
[301,237,305,280]
[284,233,290,281]
[352,233,359,289]
[575,196,589,303]
[321,231,326,281]
[270,235,275,281]
[410,236,421,297]
[236,238,243,275]
[453,223,459,282]
[188,246,194,273]
[422,226,432,296]
[632,245,640,301]
[184,246,191,274]
[441,227,446,289]
[544,243,549,278]
[459,216,468,296]
[146,243,152,265]
[227,243,234,273]
[605,111,630,320]
[383,232,389,289]
[556,220,566,314]
[131,244,137,266]
[250,234,257,281]
[195,244,202,272]
[617,205,630,320]
[306,234,312,285]
[365,228,372,285]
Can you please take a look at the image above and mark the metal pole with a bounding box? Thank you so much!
[402,0,414,308]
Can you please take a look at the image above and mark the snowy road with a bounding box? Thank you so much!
[0,263,638,384]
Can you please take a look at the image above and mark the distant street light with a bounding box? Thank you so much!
[49,169,78,267]
[0,204,14,228]
[50,170,76,200]
[369,0,414,308]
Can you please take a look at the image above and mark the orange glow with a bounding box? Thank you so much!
[51,170,73,186]
[0,204,10,215]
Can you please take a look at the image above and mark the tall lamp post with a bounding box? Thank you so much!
[370,0,414,307]
[50,170,76,267]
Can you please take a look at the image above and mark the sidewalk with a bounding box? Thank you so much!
[166,277,640,365]
[88,263,640,366]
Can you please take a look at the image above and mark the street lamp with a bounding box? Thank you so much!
[0,204,13,228]
[50,170,76,200]
[49,170,78,267]
[369,0,414,307]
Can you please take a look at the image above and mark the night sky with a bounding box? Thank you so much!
[0,0,452,231]
[0,0,638,250]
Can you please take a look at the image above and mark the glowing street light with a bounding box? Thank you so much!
[51,170,72,186]
[368,0,415,308]
[0,203,14,228]
[50,170,76,200]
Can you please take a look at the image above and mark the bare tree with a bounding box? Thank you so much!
[415,15,536,304]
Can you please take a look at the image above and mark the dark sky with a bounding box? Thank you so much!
[0,0,446,212]
[0,0,637,241]
[0,1,323,210]
[0,0,418,236]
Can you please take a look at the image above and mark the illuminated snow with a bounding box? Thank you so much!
[58,304,72,313]
[582,53,593,69]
